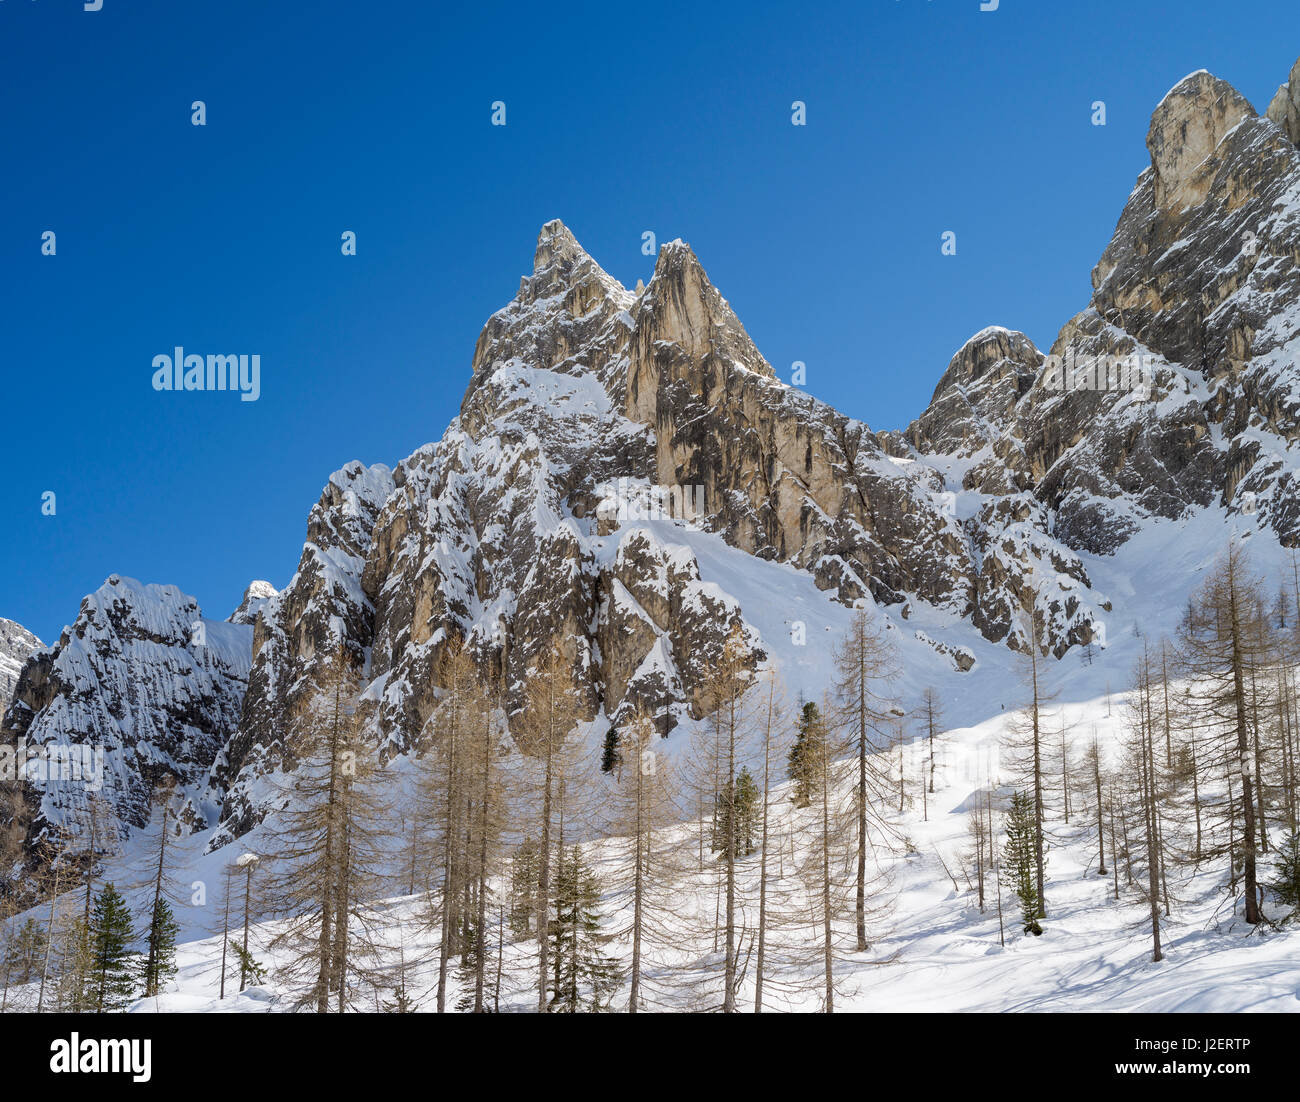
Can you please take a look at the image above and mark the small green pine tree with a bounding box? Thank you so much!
[547,846,622,1012]
[6,917,47,984]
[381,982,418,1013]
[509,838,539,935]
[58,916,97,1012]
[1271,827,1300,919]
[788,701,826,808]
[231,943,268,988]
[713,768,761,857]
[1002,792,1044,936]
[600,727,621,774]
[90,883,137,1010]
[454,911,488,1012]
[139,897,180,997]
[735,766,759,856]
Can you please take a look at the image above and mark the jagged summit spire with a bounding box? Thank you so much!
[533,218,586,273]
[1147,70,1255,210]
[519,219,625,308]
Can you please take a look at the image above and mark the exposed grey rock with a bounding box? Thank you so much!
[210,461,394,844]
[896,60,1300,561]
[1267,55,1300,146]
[0,618,42,709]
[1146,71,1255,213]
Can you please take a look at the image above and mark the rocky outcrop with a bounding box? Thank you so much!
[227,581,278,626]
[1268,56,1300,146]
[905,327,1041,464]
[1145,72,1255,212]
[0,619,42,708]
[211,461,394,842]
[895,56,1300,560]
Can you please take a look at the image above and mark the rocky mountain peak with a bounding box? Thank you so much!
[462,223,634,430]
[1267,56,1300,146]
[517,219,629,317]
[531,218,586,277]
[1146,69,1256,212]
[897,55,1300,562]
[906,327,1041,458]
[227,580,278,626]
[635,237,775,382]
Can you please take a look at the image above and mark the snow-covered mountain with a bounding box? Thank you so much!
[1,577,252,869]
[227,581,279,627]
[4,56,1299,878]
[0,618,42,711]
[211,58,1300,842]
[897,70,1300,562]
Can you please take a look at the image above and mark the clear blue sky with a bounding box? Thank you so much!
[3,0,1295,644]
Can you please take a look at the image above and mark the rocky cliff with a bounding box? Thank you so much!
[227,580,279,627]
[0,619,42,710]
[897,69,1300,562]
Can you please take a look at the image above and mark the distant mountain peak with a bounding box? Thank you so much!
[228,580,278,626]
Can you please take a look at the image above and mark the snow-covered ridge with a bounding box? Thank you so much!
[2,575,253,851]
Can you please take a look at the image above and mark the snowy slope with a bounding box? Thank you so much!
[4,500,1297,1014]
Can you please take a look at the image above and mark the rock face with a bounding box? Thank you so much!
[1268,56,1300,146]
[1,577,252,854]
[211,461,395,842]
[0,619,43,709]
[1145,72,1256,212]
[892,60,1300,566]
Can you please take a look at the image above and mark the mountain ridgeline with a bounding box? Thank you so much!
[3,58,1300,868]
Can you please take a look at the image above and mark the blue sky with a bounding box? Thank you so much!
[3,0,1296,643]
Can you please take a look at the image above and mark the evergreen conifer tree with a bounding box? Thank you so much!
[1002,792,1044,936]
[712,768,761,858]
[1271,827,1300,918]
[90,883,136,1010]
[7,917,46,985]
[231,943,268,988]
[139,897,179,997]
[509,837,540,935]
[787,701,826,808]
[547,846,621,1012]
